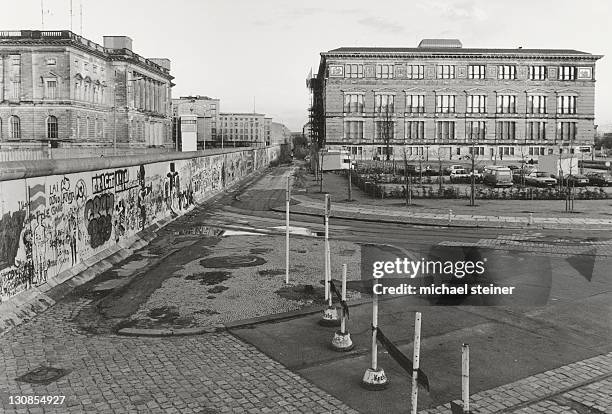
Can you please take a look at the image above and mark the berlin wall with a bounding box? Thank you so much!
[0,146,280,305]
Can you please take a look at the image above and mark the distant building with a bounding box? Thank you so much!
[219,113,266,147]
[172,95,220,150]
[308,39,602,161]
[264,117,272,146]
[0,30,174,152]
[271,122,291,146]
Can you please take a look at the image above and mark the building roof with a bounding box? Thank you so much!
[418,39,462,48]
[325,46,592,55]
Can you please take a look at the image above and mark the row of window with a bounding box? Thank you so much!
[342,120,578,141]
[2,115,58,139]
[341,64,588,81]
[343,94,578,114]
[346,145,581,158]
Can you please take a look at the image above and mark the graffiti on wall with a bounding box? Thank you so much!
[0,148,279,304]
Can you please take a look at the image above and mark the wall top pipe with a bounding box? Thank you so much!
[0,147,275,182]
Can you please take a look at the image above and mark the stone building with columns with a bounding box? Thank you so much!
[0,30,173,152]
[308,39,602,162]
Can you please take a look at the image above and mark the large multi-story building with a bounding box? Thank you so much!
[0,30,174,152]
[308,39,602,161]
[172,95,219,149]
[219,113,266,147]
[271,121,291,146]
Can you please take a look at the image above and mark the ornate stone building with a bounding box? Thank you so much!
[0,30,174,152]
[309,39,602,161]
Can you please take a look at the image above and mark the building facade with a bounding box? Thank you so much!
[271,121,291,146]
[309,39,602,161]
[0,30,174,151]
[219,113,266,147]
[172,95,219,149]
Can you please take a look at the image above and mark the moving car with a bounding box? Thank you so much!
[482,166,513,187]
[584,172,612,186]
[524,171,557,187]
[449,169,471,183]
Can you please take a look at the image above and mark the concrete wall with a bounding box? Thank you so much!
[0,146,280,305]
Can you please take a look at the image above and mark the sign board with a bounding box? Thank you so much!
[320,150,350,171]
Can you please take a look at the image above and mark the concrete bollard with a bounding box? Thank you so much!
[528,213,533,226]
[319,305,341,327]
[448,209,453,225]
[331,264,354,351]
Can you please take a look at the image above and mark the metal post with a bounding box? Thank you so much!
[410,312,422,414]
[348,166,352,201]
[371,291,379,370]
[285,175,290,284]
[324,194,330,301]
[462,343,470,413]
[341,264,347,334]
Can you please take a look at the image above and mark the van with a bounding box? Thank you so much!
[483,166,513,187]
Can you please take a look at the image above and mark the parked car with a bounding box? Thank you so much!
[524,171,557,187]
[444,164,464,175]
[483,166,513,187]
[563,174,590,187]
[584,172,612,186]
[507,164,520,172]
[450,169,471,183]
[470,168,483,182]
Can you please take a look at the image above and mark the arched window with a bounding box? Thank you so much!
[9,115,20,139]
[47,115,58,139]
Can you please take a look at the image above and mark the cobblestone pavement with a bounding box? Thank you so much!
[132,233,362,329]
[420,352,612,413]
[0,298,359,413]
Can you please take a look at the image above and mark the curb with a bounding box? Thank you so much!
[114,295,384,337]
[117,326,223,337]
[274,203,612,231]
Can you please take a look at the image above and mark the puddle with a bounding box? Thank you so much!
[186,271,232,285]
[92,279,126,292]
[113,258,150,277]
[258,269,285,277]
[208,285,228,294]
[193,309,220,316]
[250,248,272,255]
[270,226,316,236]
[147,306,180,323]
[199,255,266,269]
[275,284,326,304]
[174,226,224,236]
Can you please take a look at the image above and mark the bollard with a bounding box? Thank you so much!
[319,194,340,327]
[448,209,453,225]
[361,291,388,390]
[331,264,354,351]
[528,212,533,226]
[462,344,470,413]
[410,312,422,414]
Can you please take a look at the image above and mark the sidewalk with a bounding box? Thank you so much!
[420,352,612,413]
[283,171,612,230]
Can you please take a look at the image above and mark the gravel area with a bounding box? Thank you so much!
[131,233,362,328]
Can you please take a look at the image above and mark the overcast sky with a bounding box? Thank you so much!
[3,0,611,131]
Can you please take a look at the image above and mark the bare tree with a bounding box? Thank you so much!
[377,106,394,162]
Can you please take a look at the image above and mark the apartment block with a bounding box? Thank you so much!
[308,39,602,161]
